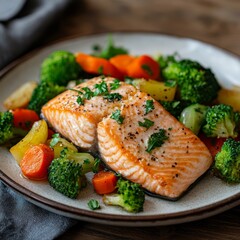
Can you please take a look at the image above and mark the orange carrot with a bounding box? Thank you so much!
[13,108,40,130]
[126,55,160,80]
[20,144,54,180]
[109,54,135,76]
[76,53,123,79]
[92,171,118,195]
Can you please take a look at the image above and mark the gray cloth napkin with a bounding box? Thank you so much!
[0,0,79,239]
[0,182,77,240]
[0,0,73,69]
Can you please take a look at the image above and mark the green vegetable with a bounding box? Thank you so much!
[40,51,82,86]
[49,133,60,148]
[159,100,190,119]
[160,56,220,104]
[0,111,27,145]
[146,129,169,153]
[103,178,145,213]
[48,148,98,199]
[110,110,124,124]
[145,100,154,115]
[202,104,239,138]
[94,80,108,96]
[92,36,128,59]
[180,103,208,135]
[28,82,66,114]
[110,79,121,90]
[138,118,154,129]
[88,199,101,210]
[103,93,122,102]
[214,138,240,183]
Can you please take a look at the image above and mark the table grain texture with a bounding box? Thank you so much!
[40,0,240,239]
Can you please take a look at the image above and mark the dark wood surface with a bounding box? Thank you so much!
[41,0,240,239]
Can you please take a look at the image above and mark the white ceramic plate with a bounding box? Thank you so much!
[0,33,240,226]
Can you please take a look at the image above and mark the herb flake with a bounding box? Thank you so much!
[110,109,124,124]
[138,118,154,129]
[110,79,120,90]
[145,100,155,114]
[146,129,169,153]
[141,64,153,76]
[103,93,122,102]
[50,133,60,148]
[88,199,100,210]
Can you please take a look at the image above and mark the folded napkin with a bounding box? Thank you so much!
[0,0,79,239]
[0,0,73,69]
[0,182,77,240]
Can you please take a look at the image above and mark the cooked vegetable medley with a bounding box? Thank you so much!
[1,37,240,213]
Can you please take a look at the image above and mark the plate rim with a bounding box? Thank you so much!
[0,31,240,225]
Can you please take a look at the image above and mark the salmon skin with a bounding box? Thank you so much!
[42,77,213,199]
[42,77,137,151]
[97,91,213,199]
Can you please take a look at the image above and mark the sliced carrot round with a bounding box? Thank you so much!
[20,144,54,180]
[92,171,118,195]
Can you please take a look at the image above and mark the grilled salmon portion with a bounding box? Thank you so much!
[42,77,137,150]
[97,91,213,199]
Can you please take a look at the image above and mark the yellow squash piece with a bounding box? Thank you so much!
[47,137,78,158]
[132,79,176,101]
[217,87,240,111]
[4,81,37,110]
[10,120,48,164]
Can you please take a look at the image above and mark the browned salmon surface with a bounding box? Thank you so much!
[97,91,213,198]
[42,77,212,198]
[42,77,137,150]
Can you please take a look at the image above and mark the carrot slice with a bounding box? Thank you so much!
[76,53,123,79]
[20,144,54,180]
[92,171,118,195]
[109,54,135,76]
[13,108,40,130]
[126,55,160,80]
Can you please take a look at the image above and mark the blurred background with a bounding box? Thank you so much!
[43,0,240,55]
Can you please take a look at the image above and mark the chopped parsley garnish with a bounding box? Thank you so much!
[82,87,94,100]
[110,79,120,90]
[93,158,101,173]
[138,118,154,129]
[146,129,169,153]
[145,100,154,114]
[103,93,122,102]
[77,95,84,105]
[88,199,100,210]
[94,81,108,96]
[124,77,134,85]
[110,109,124,124]
[50,133,60,148]
[141,64,153,76]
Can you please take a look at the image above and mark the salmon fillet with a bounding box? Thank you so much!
[42,77,137,150]
[97,91,213,199]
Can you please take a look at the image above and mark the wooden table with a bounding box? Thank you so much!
[41,0,240,239]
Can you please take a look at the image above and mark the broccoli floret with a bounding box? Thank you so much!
[28,81,66,114]
[40,51,82,86]
[180,103,208,135]
[48,148,99,199]
[0,111,27,145]
[214,138,240,183]
[202,104,239,138]
[161,56,220,104]
[159,100,190,119]
[103,178,145,213]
